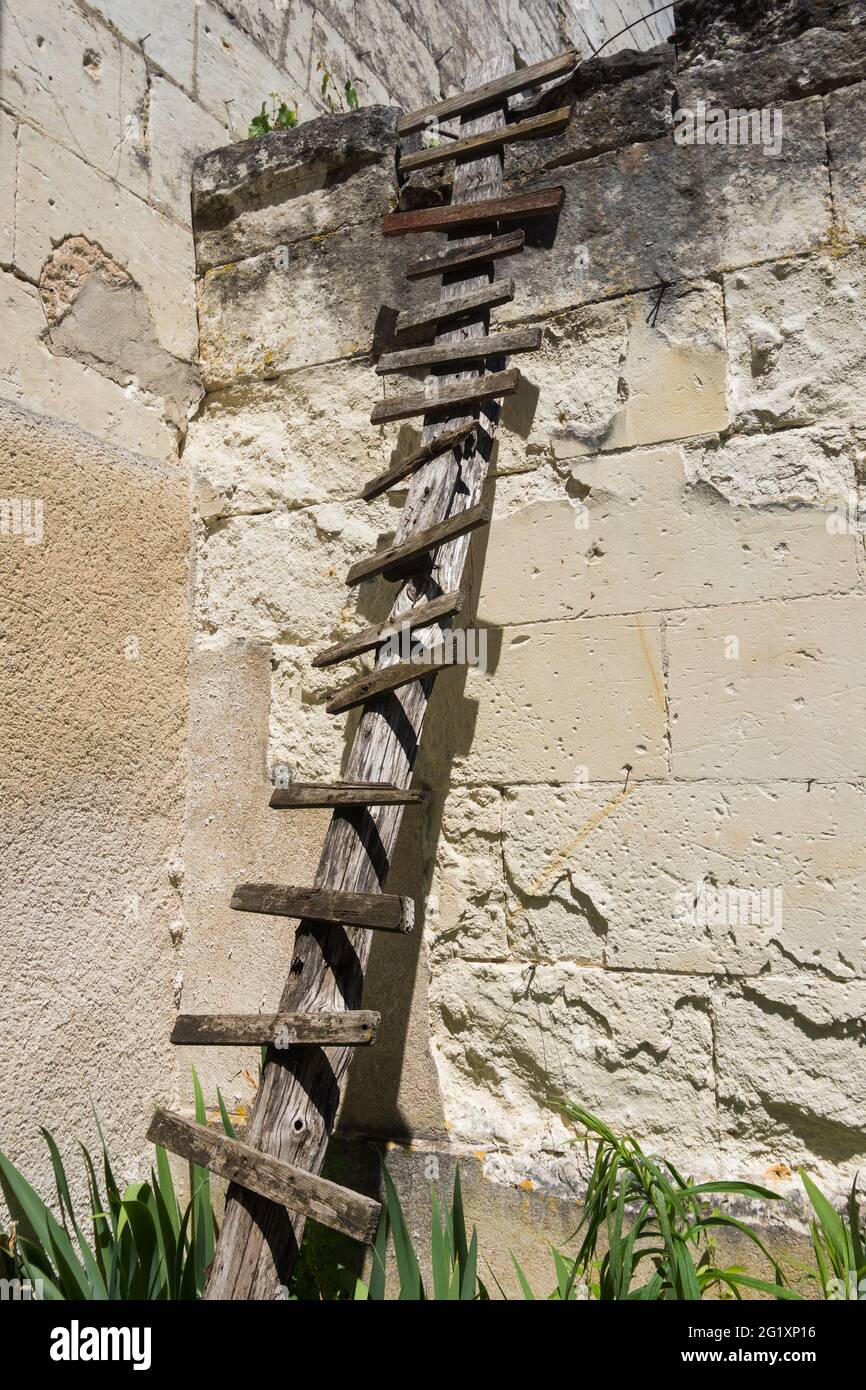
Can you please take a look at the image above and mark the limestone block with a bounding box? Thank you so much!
[316,0,450,105]
[725,249,866,431]
[500,280,727,471]
[666,595,866,781]
[715,977,866,1173]
[192,106,399,271]
[180,637,327,1109]
[0,271,177,462]
[826,79,866,237]
[682,425,860,508]
[214,0,289,64]
[308,9,393,111]
[572,4,674,55]
[505,53,674,182]
[184,357,401,512]
[503,782,866,978]
[490,0,562,69]
[148,78,229,224]
[429,961,717,1157]
[372,0,480,93]
[269,640,361,782]
[36,236,202,437]
[480,441,859,626]
[0,110,16,264]
[195,0,315,132]
[195,498,392,646]
[86,0,197,90]
[676,22,866,108]
[499,99,830,324]
[15,125,197,361]
[197,220,424,385]
[1,0,150,199]
[428,786,508,962]
[446,614,668,784]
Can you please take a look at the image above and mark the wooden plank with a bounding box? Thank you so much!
[406,229,524,281]
[345,503,490,586]
[230,883,415,933]
[370,368,519,424]
[147,1111,381,1243]
[325,651,464,716]
[314,591,464,667]
[396,279,514,335]
[377,326,541,375]
[399,104,571,173]
[397,47,578,135]
[206,53,513,1304]
[171,1011,380,1047]
[383,185,564,237]
[270,781,426,807]
[360,425,475,502]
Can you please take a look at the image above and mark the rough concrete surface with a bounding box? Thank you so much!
[0,400,189,1205]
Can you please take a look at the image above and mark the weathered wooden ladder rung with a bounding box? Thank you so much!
[171,1010,380,1047]
[399,104,571,173]
[147,1111,381,1243]
[406,230,524,281]
[269,781,426,807]
[346,502,490,586]
[377,326,540,375]
[325,651,466,715]
[314,590,465,666]
[230,883,415,933]
[396,47,578,134]
[360,426,476,502]
[383,186,564,238]
[396,280,515,335]
[370,369,519,424]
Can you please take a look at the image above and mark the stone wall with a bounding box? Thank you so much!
[186,0,866,1245]
[0,2,671,1202]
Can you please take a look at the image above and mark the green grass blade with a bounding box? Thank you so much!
[510,1251,536,1299]
[367,1205,389,1301]
[216,1088,236,1139]
[154,1145,181,1238]
[801,1169,847,1278]
[381,1165,423,1300]
[0,1148,91,1298]
[429,1186,451,1300]
[460,1227,479,1300]
[39,1129,107,1299]
[847,1177,863,1272]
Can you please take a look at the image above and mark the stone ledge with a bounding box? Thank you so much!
[192,106,400,272]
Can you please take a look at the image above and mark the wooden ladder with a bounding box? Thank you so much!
[150,47,574,1299]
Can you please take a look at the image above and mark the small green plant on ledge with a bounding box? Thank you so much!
[248,94,300,138]
[317,58,359,114]
[247,62,359,138]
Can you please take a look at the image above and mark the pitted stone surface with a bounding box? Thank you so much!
[430,961,717,1158]
[503,782,866,979]
[500,100,830,324]
[725,249,866,431]
[480,444,859,627]
[667,595,866,782]
[492,280,728,473]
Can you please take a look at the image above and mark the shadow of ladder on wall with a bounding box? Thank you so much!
[148,48,575,1299]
